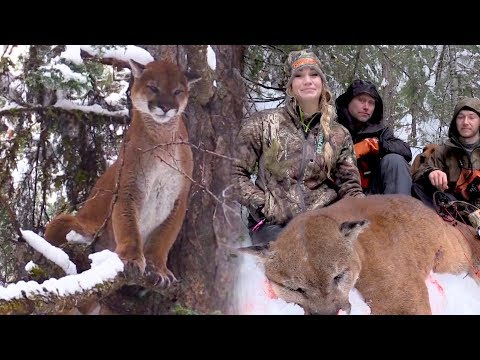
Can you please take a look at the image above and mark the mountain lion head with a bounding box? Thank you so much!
[129,59,199,124]
[240,214,369,315]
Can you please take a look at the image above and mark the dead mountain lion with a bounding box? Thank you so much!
[45,59,200,286]
[241,194,480,314]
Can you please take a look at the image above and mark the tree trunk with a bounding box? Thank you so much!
[380,48,396,130]
[350,45,364,83]
[448,45,459,102]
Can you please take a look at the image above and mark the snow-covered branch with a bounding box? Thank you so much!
[0,230,169,315]
[80,46,154,68]
[21,230,77,275]
[0,248,123,315]
[0,104,129,124]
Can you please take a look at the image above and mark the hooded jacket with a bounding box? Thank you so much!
[413,97,480,206]
[335,80,412,189]
[232,96,365,226]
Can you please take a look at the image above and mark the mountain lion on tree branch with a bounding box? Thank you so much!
[45,59,200,286]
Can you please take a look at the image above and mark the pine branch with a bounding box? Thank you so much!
[0,192,24,242]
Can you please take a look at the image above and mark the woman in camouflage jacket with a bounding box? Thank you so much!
[232,49,364,244]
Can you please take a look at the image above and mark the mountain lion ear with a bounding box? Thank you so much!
[129,59,147,79]
[184,71,201,89]
[339,220,369,245]
[237,242,275,260]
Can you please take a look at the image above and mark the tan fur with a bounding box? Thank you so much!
[242,194,480,314]
[411,144,439,175]
[45,59,199,288]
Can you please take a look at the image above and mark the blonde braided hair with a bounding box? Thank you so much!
[318,84,335,179]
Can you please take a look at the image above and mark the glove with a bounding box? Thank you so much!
[354,138,380,159]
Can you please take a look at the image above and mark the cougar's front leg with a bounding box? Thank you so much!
[144,191,189,287]
[112,199,146,274]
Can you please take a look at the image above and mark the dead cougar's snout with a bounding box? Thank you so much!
[306,299,351,315]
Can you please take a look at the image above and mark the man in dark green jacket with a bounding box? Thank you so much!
[336,79,412,195]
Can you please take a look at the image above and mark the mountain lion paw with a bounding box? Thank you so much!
[119,254,146,277]
[145,263,178,288]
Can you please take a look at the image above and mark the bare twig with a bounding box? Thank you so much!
[144,140,238,162]
[1,46,9,58]
[241,73,284,92]
[141,143,238,213]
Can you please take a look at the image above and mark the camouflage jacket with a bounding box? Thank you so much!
[232,98,365,226]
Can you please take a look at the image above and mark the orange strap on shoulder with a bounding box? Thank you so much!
[454,168,480,200]
[357,159,371,190]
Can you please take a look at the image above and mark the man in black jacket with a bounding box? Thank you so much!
[336,79,412,195]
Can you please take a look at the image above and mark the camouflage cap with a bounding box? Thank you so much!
[284,49,326,89]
